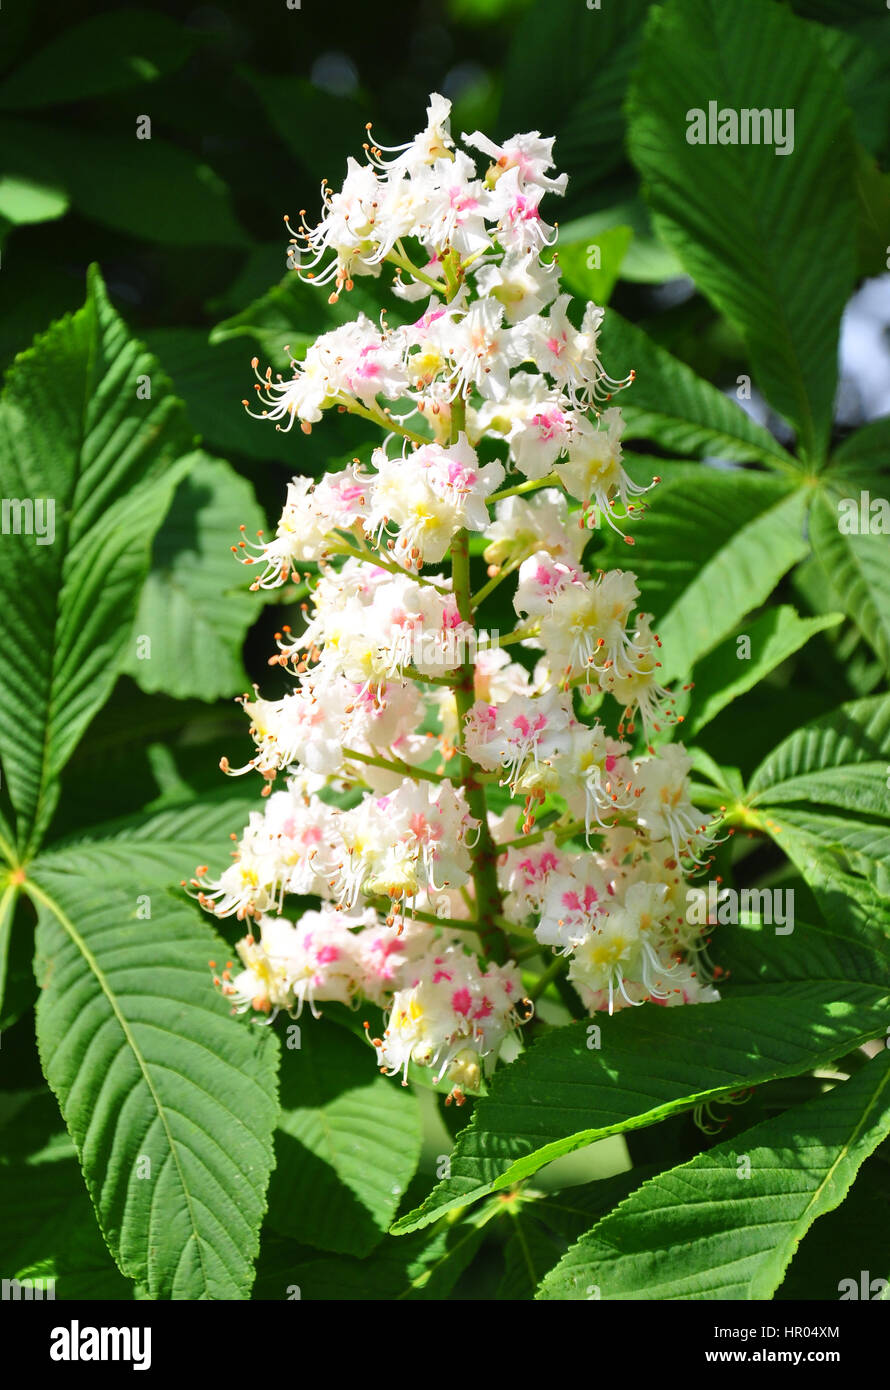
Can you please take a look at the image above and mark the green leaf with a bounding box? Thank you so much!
[748,694,890,806]
[0,883,15,1008]
[29,867,279,1299]
[498,1170,647,1300]
[600,473,809,683]
[815,18,890,157]
[748,818,890,948]
[253,1208,490,1300]
[776,1154,890,1300]
[831,415,890,477]
[0,119,247,247]
[810,492,890,679]
[0,174,67,226]
[0,1092,133,1299]
[241,71,370,184]
[0,10,197,110]
[851,147,890,279]
[537,1051,890,1300]
[210,269,391,366]
[547,226,631,308]
[600,311,796,469]
[0,265,193,854]
[36,795,260,892]
[121,453,264,702]
[144,327,299,464]
[627,0,857,459]
[685,606,843,736]
[267,1022,421,1256]
[758,808,890,900]
[557,203,684,285]
[500,0,650,197]
[393,918,889,1234]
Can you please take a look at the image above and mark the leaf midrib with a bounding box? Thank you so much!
[27,877,210,1293]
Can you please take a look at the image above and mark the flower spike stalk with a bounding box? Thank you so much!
[190,94,720,1103]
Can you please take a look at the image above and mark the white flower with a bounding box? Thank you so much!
[600,612,675,736]
[633,743,714,865]
[371,944,528,1092]
[530,567,644,682]
[326,779,479,910]
[473,247,559,323]
[464,688,574,797]
[500,833,567,920]
[556,407,656,534]
[442,296,524,401]
[367,434,504,565]
[515,296,609,406]
[246,316,407,430]
[536,858,609,953]
[484,489,586,568]
[287,157,392,296]
[513,549,586,619]
[238,465,370,584]
[412,150,493,259]
[224,908,365,1019]
[560,724,636,835]
[463,128,569,196]
[368,92,455,176]
[486,166,555,255]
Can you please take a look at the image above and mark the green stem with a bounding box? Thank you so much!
[498,819,587,852]
[330,540,435,585]
[497,623,540,647]
[493,914,538,942]
[528,953,567,1001]
[450,394,508,965]
[343,748,444,786]
[0,831,18,869]
[340,397,429,446]
[399,666,459,688]
[367,898,481,936]
[488,472,561,505]
[470,547,533,610]
[389,243,447,296]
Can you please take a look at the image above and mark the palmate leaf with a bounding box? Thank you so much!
[267,1021,422,1257]
[0,265,194,855]
[600,472,809,683]
[499,0,651,199]
[121,452,265,702]
[810,491,890,679]
[40,796,262,889]
[755,808,890,900]
[536,1051,890,1300]
[627,0,857,459]
[776,1154,890,1300]
[29,866,279,1299]
[748,693,890,809]
[683,606,843,736]
[599,311,797,470]
[497,1170,650,1300]
[392,919,889,1235]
